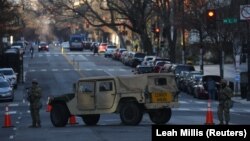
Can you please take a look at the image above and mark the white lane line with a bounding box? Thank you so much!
[179,100,188,104]
[97,69,103,71]
[27,110,30,113]
[107,69,115,71]
[194,101,206,104]
[244,109,250,113]
[173,108,190,111]
[8,111,17,114]
[63,69,71,71]
[9,135,14,139]
[46,54,51,57]
[29,70,36,72]
[84,69,92,71]
[9,103,19,107]
[38,54,43,57]
[119,69,126,71]
[52,69,58,71]
[54,54,59,57]
[41,69,47,72]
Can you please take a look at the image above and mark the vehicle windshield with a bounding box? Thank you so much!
[71,37,82,42]
[107,46,116,49]
[134,53,145,58]
[0,70,14,75]
[0,82,9,88]
[175,66,195,74]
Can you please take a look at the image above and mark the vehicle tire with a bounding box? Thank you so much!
[50,103,69,127]
[149,108,172,124]
[120,102,143,125]
[81,114,100,126]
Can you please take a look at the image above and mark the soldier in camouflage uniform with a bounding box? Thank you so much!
[27,79,42,128]
[217,79,233,125]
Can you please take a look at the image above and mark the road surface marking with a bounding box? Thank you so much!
[9,103,19,107]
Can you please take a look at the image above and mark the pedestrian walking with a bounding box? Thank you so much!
[207,78,216,100]
[30,45,34,58]
[93,44,99,55]
[217,79,233,125]
[27,79,42,128]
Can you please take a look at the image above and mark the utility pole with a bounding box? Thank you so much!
[245,0,250,101]
[182,0,186,64]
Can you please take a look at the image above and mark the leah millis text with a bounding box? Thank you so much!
[156,129,203,137]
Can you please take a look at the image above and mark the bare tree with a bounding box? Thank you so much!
[0,0,22,39]
[39,0,155,54]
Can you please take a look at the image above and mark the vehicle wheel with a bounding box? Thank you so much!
[149,108,172,124]
[120,102,143,125]
[50,103,69,127]
[81,114,100,126]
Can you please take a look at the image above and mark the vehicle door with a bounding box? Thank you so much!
[77,81,95,110]
[96,80,116,109]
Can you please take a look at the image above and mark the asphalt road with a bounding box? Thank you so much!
[0,46,249,141]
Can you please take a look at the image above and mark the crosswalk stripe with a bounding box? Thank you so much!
[8,103,19,107]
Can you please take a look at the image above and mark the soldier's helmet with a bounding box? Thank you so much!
[32,79,38,84]
[220,79,227,85]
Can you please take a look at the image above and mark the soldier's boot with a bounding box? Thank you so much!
[36,121,41,128]
[218,121,224,125]
[29,122,36,128]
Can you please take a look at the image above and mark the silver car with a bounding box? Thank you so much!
[0,78,14,101]
[0,68,18,88]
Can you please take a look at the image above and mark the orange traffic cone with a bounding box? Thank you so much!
[46,97,52,112]
[2,105,14,128]
[205,100,214,125]
[68,115,78,125]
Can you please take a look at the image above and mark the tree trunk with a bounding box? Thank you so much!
[117,33,126,49]
[140,31,153,55]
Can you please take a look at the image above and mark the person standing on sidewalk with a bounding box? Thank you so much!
[207,78,216,100]
[217,79,233,125]
[27,79,42,128]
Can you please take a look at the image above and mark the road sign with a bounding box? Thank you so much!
[240,5,250,20]
[223,18,237,24]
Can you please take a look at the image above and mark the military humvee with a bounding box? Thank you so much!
[49,73,179,127]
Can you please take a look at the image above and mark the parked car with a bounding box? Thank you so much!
[11,45,24,55]
[104,45,117,57]
[38,42,49,52]
[98,43,108,53]
[0,68,18,88]
[128,52,146,67]
[132,65,154,74]
[0,77,14,101]
[112,48,127,60]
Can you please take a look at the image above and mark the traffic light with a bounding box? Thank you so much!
[206,9,217,30]
[154,27,160,39]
